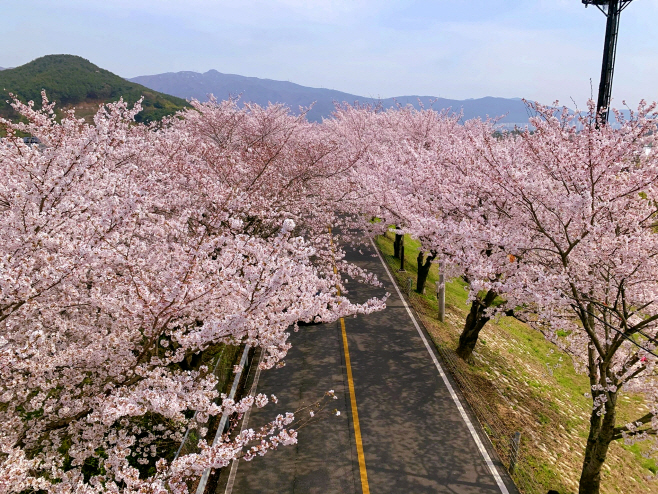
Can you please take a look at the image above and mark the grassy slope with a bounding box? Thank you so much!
[0,54,189,123]
[376,232,656,494]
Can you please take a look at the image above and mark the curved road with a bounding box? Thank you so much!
[216,239,519,494]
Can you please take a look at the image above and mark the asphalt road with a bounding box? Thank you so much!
[216,239,518,494]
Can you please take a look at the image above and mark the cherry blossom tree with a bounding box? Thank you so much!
[10,87,658,494]
[472,101,658,494]
[0,95,384,493]
[328,104,523,360]
[313,99,658,493]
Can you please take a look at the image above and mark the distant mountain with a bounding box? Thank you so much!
[0,55,189,123]
[130,69,532,125]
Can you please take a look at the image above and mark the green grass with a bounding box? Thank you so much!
[376,231,656,494]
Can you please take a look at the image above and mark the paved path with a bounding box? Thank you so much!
[216,239,518,494]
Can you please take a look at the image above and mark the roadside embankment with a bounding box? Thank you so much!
[376,231,656,494]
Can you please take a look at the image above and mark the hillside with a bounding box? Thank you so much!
[130,69,531,125]
[0,55,188,123]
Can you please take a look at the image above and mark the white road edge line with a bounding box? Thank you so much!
[224,349,265,494]
[370,238,510,494]
[196,344,251,494]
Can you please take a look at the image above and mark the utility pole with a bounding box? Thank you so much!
[582,0,635,123]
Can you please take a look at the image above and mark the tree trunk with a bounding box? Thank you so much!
[393,232,402,259]
[578,392,617,494]
[456,289,497,360]
[179,351,203,371]
[416,251,436,293]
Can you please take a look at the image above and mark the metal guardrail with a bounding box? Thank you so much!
[174,345,242,461]
[195,344,252,494]
[174,347,228,461]
[169,343,246,494]
[223,348,266,494]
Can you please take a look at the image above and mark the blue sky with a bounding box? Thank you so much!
[2,0,657,107]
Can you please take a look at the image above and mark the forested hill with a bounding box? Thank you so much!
[0,55,189,123]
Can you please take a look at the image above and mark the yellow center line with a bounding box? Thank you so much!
[329,226,370,494]
[339,315,371,494]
